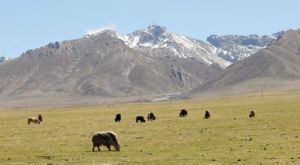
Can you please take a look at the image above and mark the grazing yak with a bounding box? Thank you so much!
[92,131,120,152]
[249,110,255,118]
[115,113,121,122]
[204,110,211,119]
[147,112,156,121]
[28,114,43,125]
[179,109,188,117]
[136,116,146,123]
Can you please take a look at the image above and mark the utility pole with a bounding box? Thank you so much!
[25,99,28,115]
[261,86,264,101]
[139,91,142,104]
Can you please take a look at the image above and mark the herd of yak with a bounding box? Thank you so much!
[116,109,255,123]
[27,109,256,152]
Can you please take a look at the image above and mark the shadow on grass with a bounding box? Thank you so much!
[37,155,55,160]
[85,150,120,153]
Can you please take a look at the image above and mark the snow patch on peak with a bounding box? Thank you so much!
[84,25,280,68]
[0,57,11,63]
[108,25,231,68]
[171,34,195,49]
[207,32,284,62]
[85,24,116,36]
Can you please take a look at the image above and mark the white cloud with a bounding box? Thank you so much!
[85,24,116,36]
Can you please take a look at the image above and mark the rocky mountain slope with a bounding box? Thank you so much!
[0,31,221,98]
[0,25,291,101]
[190,29,300,96]
[99,25,283,67]
[207,31,284,62]
[121,25,231,68]
[86,25,231,68]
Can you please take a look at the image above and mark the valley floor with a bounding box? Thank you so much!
[0,91,299,164]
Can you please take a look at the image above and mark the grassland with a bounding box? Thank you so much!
[0,91,299,164]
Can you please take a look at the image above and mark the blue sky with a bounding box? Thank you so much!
[1,0,300,58]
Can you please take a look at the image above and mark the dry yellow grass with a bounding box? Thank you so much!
[0,91,299,164]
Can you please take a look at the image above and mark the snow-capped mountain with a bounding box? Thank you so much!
[86,25,284,68]
[126,25,231,67]
[0,24,294,104]
[190,29,300,97]
[87,25,231,68]
[207,31,285,62]
[0,30,222,99]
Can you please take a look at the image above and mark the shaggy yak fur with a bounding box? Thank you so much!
[115,113,121,122]
[147,112,156,121]
[28,114,43,125]
[249,111,255,118]
[179,109,188,117]
[92,131,120,152]
[136,116,146,123]
[204,110,211,119]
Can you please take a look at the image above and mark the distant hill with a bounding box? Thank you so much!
[0,31,221,99]
[206,31,284,62]
[0,25,290,106]
[189,29,300,96]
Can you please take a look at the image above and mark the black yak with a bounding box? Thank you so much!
[249,110,255,118]
[179,109,188,117]
[92,131,120,152]
[136,116,146,123]
[204,110,210,119]
[115,113,121,122]
[147,112,156,121]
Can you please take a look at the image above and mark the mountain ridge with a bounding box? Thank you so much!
[0,31,221,99]
[85,25,283,68]
[0,25,294,104]
[188,29,300,97]
[86,25,230,68]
